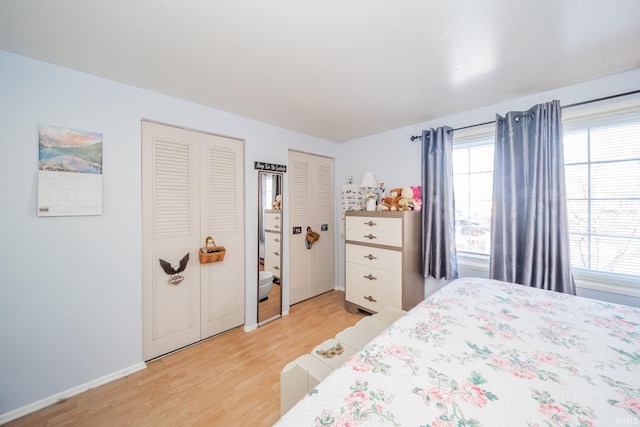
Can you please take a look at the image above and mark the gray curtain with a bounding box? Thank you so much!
[422,127,458,280]
[490,100,575,294]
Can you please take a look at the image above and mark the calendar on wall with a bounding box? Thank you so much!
[37,124,103,216]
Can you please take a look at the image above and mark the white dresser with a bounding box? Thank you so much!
[264,209,282,280]
[344,210,423,313]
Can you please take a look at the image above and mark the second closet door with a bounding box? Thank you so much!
[289,150,335,305]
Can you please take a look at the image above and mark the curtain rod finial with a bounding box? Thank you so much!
[410,135,422,141]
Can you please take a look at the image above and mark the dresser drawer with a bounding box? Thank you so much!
[346,280,401,313]
[264,254,281,277]
[346,244,401,272]
[346,216,402,247]
[346,262,402,295]
[265,231,281,248]
[264,212,282,232]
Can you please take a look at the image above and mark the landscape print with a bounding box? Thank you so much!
[38,124,103,174]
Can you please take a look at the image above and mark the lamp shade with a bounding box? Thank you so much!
[360,172,377,188]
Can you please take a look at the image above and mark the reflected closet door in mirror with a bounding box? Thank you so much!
[258,171,283,325]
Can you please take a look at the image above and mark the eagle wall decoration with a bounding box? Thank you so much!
[159,253,190,285]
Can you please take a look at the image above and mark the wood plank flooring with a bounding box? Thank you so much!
[7,290,366,427]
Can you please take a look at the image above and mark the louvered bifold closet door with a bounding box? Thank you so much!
[310,156,335,296]
[200,135,244,338]
[288,150,335,305]
[289,154,311,304]
[142,122,201,361]
[143,122,245,361]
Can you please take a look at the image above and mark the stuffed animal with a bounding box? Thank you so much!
[272,194,282,210]
[411,185,422,211]
[379,187,403,211]
[397,187,415,211]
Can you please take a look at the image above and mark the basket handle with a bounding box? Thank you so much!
[205,236,216,248]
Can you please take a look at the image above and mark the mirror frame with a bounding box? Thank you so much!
[257,171,283,326]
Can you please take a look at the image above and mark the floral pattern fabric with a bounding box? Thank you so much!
[275,278,640,426]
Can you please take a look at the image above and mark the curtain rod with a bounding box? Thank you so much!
[410,89,640,141]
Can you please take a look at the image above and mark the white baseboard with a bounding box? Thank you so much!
[0,362,146,425]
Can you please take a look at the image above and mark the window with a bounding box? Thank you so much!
[453,130,494,255]
[452,100,640,284]
[563,107,640,278]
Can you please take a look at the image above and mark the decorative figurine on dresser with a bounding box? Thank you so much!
[263,209,282,282]
[344,210,423,314]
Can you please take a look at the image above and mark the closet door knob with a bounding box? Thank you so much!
[364,234,377,240]
[364,220,377,227]
[364,254,377,260]
[364,295,377,302]
[364,274,377,280]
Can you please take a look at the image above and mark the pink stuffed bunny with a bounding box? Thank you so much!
[411,185,422,211]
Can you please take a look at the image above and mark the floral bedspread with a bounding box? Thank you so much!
[275,278,640,426]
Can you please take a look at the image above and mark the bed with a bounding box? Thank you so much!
[275,277,640,426]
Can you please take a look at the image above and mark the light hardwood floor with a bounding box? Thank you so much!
[7,290,367,427]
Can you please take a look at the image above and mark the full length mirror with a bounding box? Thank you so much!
[258,171,283,325]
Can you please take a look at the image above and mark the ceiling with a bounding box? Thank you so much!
[1,1,639,142]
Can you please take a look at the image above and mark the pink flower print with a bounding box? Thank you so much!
[617,397,640,415]
[512,365,536,379]
[431,418,455,427]
[533,351,559,366]
[539,403,570,425]
[497,311,516,321]
[489,354,512,369]
[459,383,488,408]
[333,412,357,427]
[614,318,635,329]
[430,322,443,332]
[345,391,369,411]
[426,386,454,404]
[350,359,371,373]
[499,331,516,340]
[385,345,407,359]
[578,417,595,427]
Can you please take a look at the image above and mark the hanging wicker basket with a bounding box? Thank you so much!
[199,236,226,264]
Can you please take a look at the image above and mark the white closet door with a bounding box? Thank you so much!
[200,136,244,339]
[142,121,244,361]
[142,122,202,360]
[310,156,335,297]
[288,151,335,305]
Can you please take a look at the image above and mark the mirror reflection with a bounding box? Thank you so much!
[258,171,283,325]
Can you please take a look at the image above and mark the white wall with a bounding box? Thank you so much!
[336,67,640,308]
[0,50,337,417]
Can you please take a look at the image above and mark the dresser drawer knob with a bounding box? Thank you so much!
[364,220,377,227]
[364,274,377,280]
[274,238,280,242]
[273,224,280,229]
[273,251,280,256]
[364,234,377,240]
[364,254,377,260]
[364,295,377,302]
[273,265,280,270]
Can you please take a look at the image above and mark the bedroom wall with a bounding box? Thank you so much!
[336,67,640,308]
[0,50,337,418]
